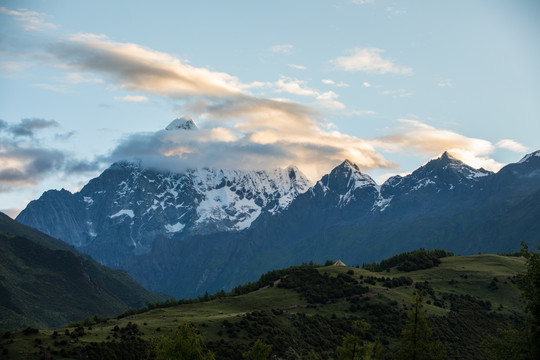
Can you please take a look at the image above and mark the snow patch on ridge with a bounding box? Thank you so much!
[165,222,185,233]
[110,209,134,218]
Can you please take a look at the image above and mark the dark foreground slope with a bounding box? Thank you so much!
[0,212,167,330]
[0,252,527,359]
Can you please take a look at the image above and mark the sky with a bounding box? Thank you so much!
[1,0,539,218]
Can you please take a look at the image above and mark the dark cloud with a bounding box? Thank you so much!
[0,142,65,185]
[55,130,76,141]
[0,121,103,192]
[8,118,58,137]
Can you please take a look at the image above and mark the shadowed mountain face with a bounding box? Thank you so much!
[0,212,166,329]
[16,150,540,298]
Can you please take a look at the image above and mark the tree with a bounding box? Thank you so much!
[154,323,215,360]
[396,292,445,360]
[243,339,272,360]
[517,241,540,359]
[337,319,383,360]
[486,241,540,359]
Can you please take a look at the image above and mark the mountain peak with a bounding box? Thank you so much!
[440,151,457,160]
[165,116,199,131]
[340,159,361,172]
[518,149,540,164]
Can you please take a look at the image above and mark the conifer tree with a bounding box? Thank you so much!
[396,292,445,360]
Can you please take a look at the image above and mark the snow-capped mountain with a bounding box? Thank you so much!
[381,151,492,197]
[309,160,379,208]
[165,116,199,131]
[15,146,540,298]
[17,161,311,265]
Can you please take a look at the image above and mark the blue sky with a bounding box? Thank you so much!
[1,0,539,217]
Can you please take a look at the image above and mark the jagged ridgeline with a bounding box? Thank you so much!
[15,131,540,298]
[0,250,529,359]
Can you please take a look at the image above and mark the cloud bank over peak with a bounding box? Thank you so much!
[43,33,394,179]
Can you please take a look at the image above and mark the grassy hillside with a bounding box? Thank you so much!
[0,213,168,330]
[0,253,526,359]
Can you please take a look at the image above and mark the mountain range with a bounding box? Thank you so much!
[16,119,540,298]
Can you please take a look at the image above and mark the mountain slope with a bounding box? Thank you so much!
[0,212,166,330]
[0,253,527,360]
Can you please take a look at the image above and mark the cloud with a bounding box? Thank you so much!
[50,33,244,98]
[351,0,374,4]
[268,44,293,55]
[496,139,529,153]
[274,77,345,109]
[0,61,30,72]
[347,110,376,116]
[107,95,394,181]
[28,32,395,180]
[379,89,413,98]
[33,83,68,92]
[370,119,505,171]
[333,48,412,75]
[0,6,57,31]
[386,7,406,16]
[0,125,101,192]
[322,79,349,87]
[43,34,394,179]
[65,72,104,84]
[437,79,453,87]
[362,82,372,87]
[7,118,59,137]
[114,95,149,102]
[288,64,306,70]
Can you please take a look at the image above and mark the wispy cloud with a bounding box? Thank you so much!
[379,89,413,98]
[0,6,56,31]
[351,0,374,4]
[386,7,406,16]
[288,64,306,70]
[114,95,149,102]
[437,79,453,87]
[362,82,372,87]
[274,77,345,109]
[322,79,349,87]
[51,33,244,98]
[347,110,376,116]
[0,61,30,72]
[332,48,412,75]
[496,139,528,153]
[32,83,68,93]
[268,44,294,55]
[65,72,104,84]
